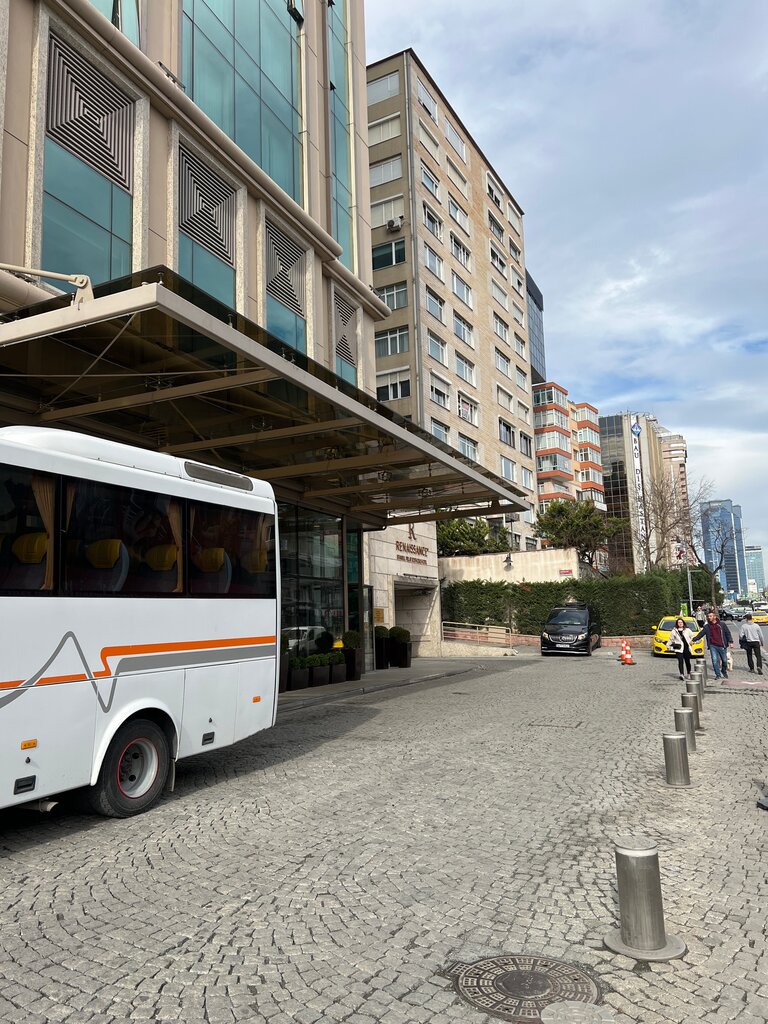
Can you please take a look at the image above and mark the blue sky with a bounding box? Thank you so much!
[364,0,768,548]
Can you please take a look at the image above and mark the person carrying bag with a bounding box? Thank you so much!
[666,617,696,681]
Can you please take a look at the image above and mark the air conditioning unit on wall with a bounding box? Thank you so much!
[386,216,404,233]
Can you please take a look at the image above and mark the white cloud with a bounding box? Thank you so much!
[365,0,768,548]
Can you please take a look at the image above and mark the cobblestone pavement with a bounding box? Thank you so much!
[1,646,767,1024]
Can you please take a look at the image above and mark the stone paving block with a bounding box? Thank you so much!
[1,655,768,1024]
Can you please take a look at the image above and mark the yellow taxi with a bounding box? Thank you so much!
[752,611,768,624]
[651,616,705,658]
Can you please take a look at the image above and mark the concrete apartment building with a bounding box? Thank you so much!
[365,49,537,565]
[532,383,606,569]
[0,0,528,671]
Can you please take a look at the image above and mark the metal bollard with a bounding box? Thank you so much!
[663,732,691,787]
[604,836,686,961]
[674,707,696,752]
[681,693,702,731]
[685,680,703,714]
[540,1002,617,1022]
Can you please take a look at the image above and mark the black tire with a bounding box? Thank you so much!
[89,718,170,818]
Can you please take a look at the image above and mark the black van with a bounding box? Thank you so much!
[540,602,602,655]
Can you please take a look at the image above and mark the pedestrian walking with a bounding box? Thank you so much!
[692,611,733,680]
[665,616,696,680]
[695,605,706,627]
[738,613,765,674]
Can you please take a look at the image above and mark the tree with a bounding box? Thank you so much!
[535,500,627,568]
[436,518,511,557]
[631,474,703,570]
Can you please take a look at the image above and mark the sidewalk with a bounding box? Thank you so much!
[277,656,510,713]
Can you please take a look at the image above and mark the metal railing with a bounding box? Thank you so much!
[441,621,515,648]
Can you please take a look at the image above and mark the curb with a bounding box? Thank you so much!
[277,667,477,715]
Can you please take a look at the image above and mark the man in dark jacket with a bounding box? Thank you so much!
[692,611,733,680]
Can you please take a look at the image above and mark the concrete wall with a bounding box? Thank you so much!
[440,546,581,585]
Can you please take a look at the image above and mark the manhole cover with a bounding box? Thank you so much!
[443,954,602,1023]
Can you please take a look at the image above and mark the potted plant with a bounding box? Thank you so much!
[374,625,390,669]
[279,634,290,692]
[342,629,362,681]
[306,653,330,687]
[288,656,309,690]
[388,626,412,668]
[329,650,347,684]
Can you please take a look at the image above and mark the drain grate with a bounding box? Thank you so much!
[443,954,602,1023]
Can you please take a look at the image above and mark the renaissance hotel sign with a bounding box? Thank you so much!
[395,539,430,566]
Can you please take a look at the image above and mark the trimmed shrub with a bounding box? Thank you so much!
[304,653,329,668]
[374,625,389,638]
[388,626,411,644]
[342,629,361,649]
[442,571,691,637]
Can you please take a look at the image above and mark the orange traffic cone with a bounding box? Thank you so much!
[624,640,635,666]
[618,639,628,663]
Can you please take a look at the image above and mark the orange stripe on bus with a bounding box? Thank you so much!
[0,635,276,692]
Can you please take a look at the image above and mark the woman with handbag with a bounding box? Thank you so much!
[666,617,696,680]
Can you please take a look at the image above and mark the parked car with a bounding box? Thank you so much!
[720,608,743,621]
[651,616,705,657]
[540,602,601,655]
[751,611,768,625]
[282,625,327,655]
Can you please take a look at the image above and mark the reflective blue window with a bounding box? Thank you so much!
[327,0,353,268]
[183,0,303,204]
[336,357,356,384]
[87,0,140,46]
[42,139,133,288]
[179,232,235,307]
[267,294,306,353]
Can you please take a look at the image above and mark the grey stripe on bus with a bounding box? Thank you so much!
[0,632,275,713]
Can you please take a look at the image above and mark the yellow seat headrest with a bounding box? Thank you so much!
[192,547,225,573]
[85,539,122,569]
[240,549,267,574]
[12,533,48,564]
[144,544,178,572]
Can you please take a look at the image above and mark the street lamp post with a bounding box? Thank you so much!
[675,540,694,615]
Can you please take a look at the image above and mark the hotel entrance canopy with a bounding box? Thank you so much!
[0,268,531,529]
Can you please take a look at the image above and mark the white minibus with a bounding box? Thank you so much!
[0,427,279,816]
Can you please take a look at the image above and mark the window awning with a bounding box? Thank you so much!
[0,267,531,529]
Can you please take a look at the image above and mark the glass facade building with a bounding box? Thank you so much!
[181,0,303,203]
[525,271,546,386]
[327,0,353,272]
[745,546,766,594]
[599,415,636,573]
[701,499,748,597]
[87,0,140,45]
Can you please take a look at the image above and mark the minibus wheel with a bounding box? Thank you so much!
[89,719,170,817]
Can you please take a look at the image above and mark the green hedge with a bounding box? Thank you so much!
[442,571,694,637]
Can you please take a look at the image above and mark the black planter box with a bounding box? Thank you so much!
[343,647,363,681]
[309,665,331,687]
[288,667,309,690]
[390,641,412,669]
[374,636,389,669]
[330,662,347,684]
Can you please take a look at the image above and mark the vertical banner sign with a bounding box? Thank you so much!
[631,418,647,571]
